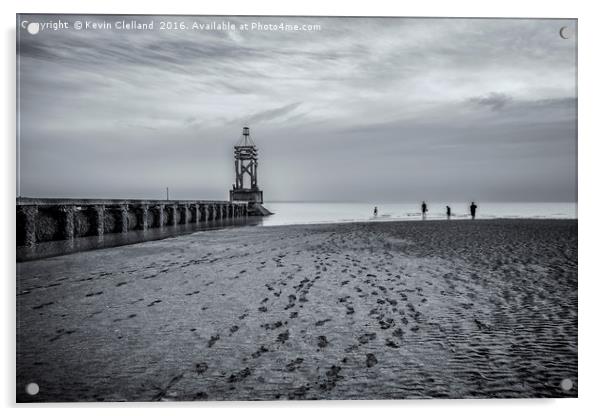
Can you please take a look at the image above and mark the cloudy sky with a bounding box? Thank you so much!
[17,15,577,202]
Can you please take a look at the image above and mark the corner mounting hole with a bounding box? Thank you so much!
[25,382,39,396]
[560,378,573,391]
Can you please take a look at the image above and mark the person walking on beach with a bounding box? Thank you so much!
[421,201,428,220]
[373,206,378,217]
[470,201,478,219]
[446,205,451,220]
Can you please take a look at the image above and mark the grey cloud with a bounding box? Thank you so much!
[244,102,303,125]
[468,92,513,111]
[17,15,577,202]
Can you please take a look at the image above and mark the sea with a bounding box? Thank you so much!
[259,202,577,226]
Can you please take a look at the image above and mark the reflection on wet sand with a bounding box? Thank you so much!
[17,217,263,262]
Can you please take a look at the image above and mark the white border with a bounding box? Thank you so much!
[3,0,600,415]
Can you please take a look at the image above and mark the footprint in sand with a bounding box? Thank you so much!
[207,334,220,347]
[228,367,252,383]
[379,318,394,330]
[318,365,343,392]
[317,335,329,348]
[358,333,377,344]
[285,358,304,372]
[284,294,296,310]
[366,353,378,368]
[288,384,310,399]
[276,330,290,344]
[195,362,208,375]
[386,339,400,348]
[251,345,269,358]
[261,321,284,330]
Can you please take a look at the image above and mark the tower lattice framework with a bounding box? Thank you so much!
[234,126,258,190]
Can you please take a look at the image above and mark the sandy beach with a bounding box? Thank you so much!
[16,219,578,401]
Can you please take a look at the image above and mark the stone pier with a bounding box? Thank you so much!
[92,205,105,236]
[137,204,149,231]
[19,206,38,247]
[59,205,76,240]
[16,198,248,247]
[117,205,129,233]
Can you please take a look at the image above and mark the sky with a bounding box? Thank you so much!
[17,15,577,202]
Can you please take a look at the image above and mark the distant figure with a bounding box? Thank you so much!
[373,206,378,217]
[446,205,451,220]
[421,201,428,220]
[470,201,478,219]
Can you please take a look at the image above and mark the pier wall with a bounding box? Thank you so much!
[16,198,248,247]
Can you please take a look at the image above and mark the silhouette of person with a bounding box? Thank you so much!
[446,205,451,220]
[421,201,428,220]
[373,206,378,217]
[470,201,478,219]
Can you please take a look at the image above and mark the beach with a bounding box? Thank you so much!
[16,219,578,401]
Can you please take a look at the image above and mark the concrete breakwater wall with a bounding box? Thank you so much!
[16,198,248,247]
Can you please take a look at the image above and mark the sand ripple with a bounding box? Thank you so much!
[17,219,577,401]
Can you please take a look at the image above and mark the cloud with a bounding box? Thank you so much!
[468,92,513,111]
[243,102,303,125]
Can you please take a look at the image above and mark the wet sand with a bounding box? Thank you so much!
[16,219,578,401]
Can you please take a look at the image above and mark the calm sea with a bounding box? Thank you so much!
[259,202,578,227]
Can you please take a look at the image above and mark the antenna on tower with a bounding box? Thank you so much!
[237,125,255,147]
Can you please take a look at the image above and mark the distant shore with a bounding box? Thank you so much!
[17,219,577,401]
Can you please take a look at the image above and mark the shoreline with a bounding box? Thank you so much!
[261,216,578,227]
[17,219,577,400]
[17,217,577,263]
